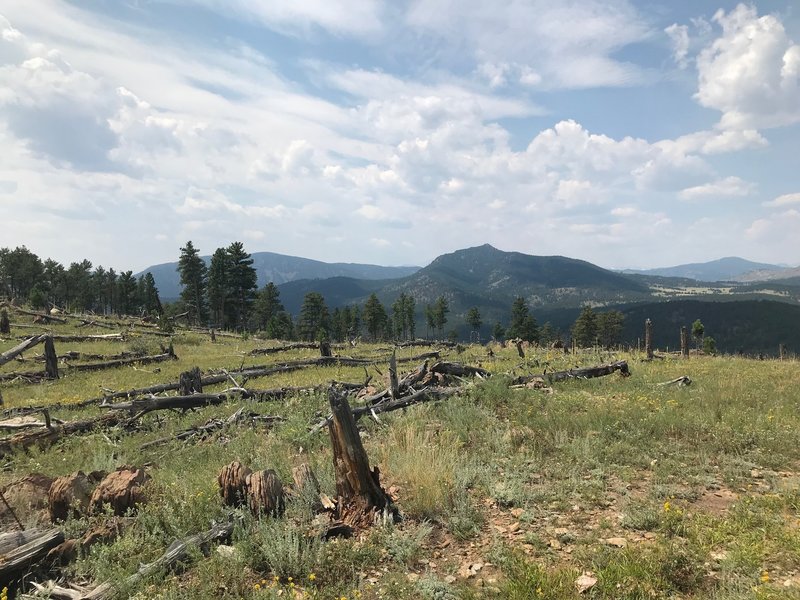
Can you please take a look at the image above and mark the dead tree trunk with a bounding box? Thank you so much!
[680,326,689,359]
[0,527,65,582]
[0,334,48,367]
[779,344,786,360]
[320,341,332,357]
[388,350,399,399]
[0,309,10,334]
[43,336,59,379]
[645,319,654,360]
[179,367,203,395]
[327,386,398,530]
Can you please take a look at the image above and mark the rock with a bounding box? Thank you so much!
[510,508,525,518]
[603,537,628,548]
[507,522,521,533]
[218,461,252,508]
[549,538,562,550]
[575,573,597,593]
[49,471,93,522]
[1,473,53,524]
[89,466,149,516]
[216,544,238,559]
[444,575,457,584]
[750,469,763,479]
[82,517,126,550]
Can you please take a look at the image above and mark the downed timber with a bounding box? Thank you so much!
[77,319,116,330]
[66,350,177,372]
[430,361,490,378]
[11,307,67,324]
[249,342,326,356]
[0,412,124,459]
[99,393,227,415]
[0,334,49,367]
[512,360,631,385]
[46,333,125,343]
[657,375,692,387]
[395,340,457,348]
[0,527,65,582]
[0,369,47,383]
[73,521,235,600]
[140,409,283,450]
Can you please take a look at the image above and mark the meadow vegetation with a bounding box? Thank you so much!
[1,320,799,599]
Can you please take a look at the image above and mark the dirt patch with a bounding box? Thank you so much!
[693,488,738,514]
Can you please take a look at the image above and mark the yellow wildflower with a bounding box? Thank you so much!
[308,573,317,581]
[663,501,671,512]
[761,571,770,583]
[254,583,261,591]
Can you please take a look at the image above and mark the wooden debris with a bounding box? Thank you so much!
[99,393,227,416]
[245,469,285,517]
[0,473,53,526]
[0,527,64,582]
[178,366,203,395]
[48,472,94,522]
[89,466,149,516]
[66,350,176,372]
[0,334,48,367]
[658,375,692,387]
[218,461,252,508]
[0,412,124,459]
[141,409,282,449]
[0,308,10,334]
[512,360,631,385]
[327,386,399,530]
[43,335,58,379]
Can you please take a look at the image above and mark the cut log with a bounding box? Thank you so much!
[89,467,149,516]
[1,473,53,525]
[0,527,64,582]
[327,386,399,530]
[179,367,203,395]
[99,393,227,416]
[11,306,67,323]
[320,340,332,357]
[218,461,252,508]
[0,334,48,367]
[245,469,285,517]
[0,412,124,459]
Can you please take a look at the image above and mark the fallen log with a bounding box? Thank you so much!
[99,393,227,416]
[66,350,177,372]
[11,307,67,324]
[0,334,49,367]
[140,409,283,449]
[46,333,125,343]
[395,340,457,348]
[512,360,631,385]
[249,342,325,356]
[657,375,692,387]
[75,521,234,599]
[77,319,116,330]
[0,412,124,459]
[0,527,65,582]
[430,361,490,378]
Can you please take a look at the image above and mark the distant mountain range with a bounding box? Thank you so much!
[622,257,789,282]
[138,252,420,300]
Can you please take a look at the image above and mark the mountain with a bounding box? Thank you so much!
[624,257,785,282]
[735,266,800,283]
[138,252,420,300]
[279,244,651,329]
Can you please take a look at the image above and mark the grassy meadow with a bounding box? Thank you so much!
[1,320,799,599]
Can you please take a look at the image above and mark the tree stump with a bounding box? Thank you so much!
[0,309,9,334]
[218,461,252,508]
[89,466,149,516]
[178,367,203,395]
[388,350,399,399]
[245,469,285,517]
[1,473,53,526]
[44,335,59,379]
[49,472,93,522]
[320,341,332,357]
[327,386,398,530]
[292,463,323,512]
[680,326,689,359]
[645,319,654,360]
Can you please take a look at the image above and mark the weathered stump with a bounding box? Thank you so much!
[44,335,59,379]
[388,350,399,399]
[89,466,149,516]
[246,469,285,517]
[49,472,93,522]
[0,308,10,334]
[680,326,689,359]
[327,386,398,530]
[645,319,654,360]
[218,461,252,508]
[320,340,332,357]
[178,367,203,395]
[1,473,53,525]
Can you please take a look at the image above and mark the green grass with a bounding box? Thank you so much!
[2,321,800,598]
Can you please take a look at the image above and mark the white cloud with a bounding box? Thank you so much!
[696,4,800,129]
[763,192,800,208]
[679,176,754,200]
[665,23,690,69]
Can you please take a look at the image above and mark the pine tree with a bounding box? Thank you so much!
[391,293,416,340]
[207,248,230,327]
[433,296,449,338]
[363,293,388,341]
[596,310,624,348]
[178,241,208,324]
[142,272,163,315]
[466,307,482,332]
[572,306,598,347]
[225,241,258,331]
[116,271,138,316]
[692,319,705,349]
[298,292,330,341]
[252,282,283,331]
[507,297,538,342]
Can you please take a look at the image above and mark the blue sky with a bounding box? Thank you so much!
[1,0,798,272]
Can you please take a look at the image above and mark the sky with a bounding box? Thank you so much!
[1,0,799,272]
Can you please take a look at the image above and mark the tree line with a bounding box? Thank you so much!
[0,245,162,316]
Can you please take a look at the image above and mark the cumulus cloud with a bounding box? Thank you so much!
[679,176,755,200]
[665,23,690,68]
[696,4,800,129]
[763,192,800,208]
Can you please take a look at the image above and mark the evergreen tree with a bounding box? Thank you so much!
[506,296,538,342]
[298,292,330,341]
[391,293,416,340]
[571,306,598,347]
[363,293,388,341]
[267,311,294,340]
[116,270,138,316]
[225,241,258,331]
[142,272,163,315]
[539,322,555,345]
[206,247,230,327]
[596,310,624,348]
[66,260,93,312]
[466,307,482,332]
[252,282,283,331]
[692,319,705,349]
[425,304,436,339]
[492,322,505,341]
[178,241,208,324]
[432,296,449,338]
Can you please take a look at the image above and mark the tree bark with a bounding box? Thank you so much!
[178,367,203,395]
[43,335,59,379]
[645,319,654,360]
[512,360,631,385]
[0,309,10,334]
[680,326,689,359]
[0,527,65,581]
[327,386,398,530]
[0,334,48,367]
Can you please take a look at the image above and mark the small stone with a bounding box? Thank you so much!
[511,508,525,518]
[216,545,237,558]
[407,573,419,583]
[508,522,521,533]
[644,532,656,540]
[751,469,763,479]
[575,573,597,593]
[444,576,457,584]
[549,539,562,550]
[604,537,628,548]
